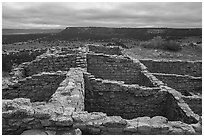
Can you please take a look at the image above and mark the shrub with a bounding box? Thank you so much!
[163,40,182,51]
[139,36,164,49]
[115,41,128,48]
[139,36,182,51]
[139,41,151,48]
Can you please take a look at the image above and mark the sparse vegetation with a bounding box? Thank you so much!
[139,36,182,51]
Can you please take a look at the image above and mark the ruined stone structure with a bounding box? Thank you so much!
[2,44,202,135]
[3,48,47,72]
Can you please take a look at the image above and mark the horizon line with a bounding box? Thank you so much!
[3,27,202,29]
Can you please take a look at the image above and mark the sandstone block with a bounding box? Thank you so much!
[21,130,47,135]
[56,128,82,135]
[102,116,127,127]
[54,116,73,126]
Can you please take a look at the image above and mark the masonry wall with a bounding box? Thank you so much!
[128,60,200,124]
[3,98,199,135]
[152,73,202,96]
[60,48,81,54]
[83,72,200,124]
[10,49,87,80]
[50,68,85,111]
[88,44,123,55]
[2,49,47,72]
[183,96,202,116]
[2,71,66,102]
[2,68,201,135]
[140,59,202,77]
[23,54,77,76]
[84,72,170,119]
[87,53,154,87]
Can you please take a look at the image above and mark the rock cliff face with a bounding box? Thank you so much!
[2,44,202,135]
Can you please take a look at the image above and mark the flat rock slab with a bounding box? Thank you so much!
[21,130,47,135]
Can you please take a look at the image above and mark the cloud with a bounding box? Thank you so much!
[2,2,202,29]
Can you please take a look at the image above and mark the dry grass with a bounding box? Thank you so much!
[124,45,202,61]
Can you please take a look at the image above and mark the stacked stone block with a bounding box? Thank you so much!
[140,59,202,77]
[3,71,67,102]
[3,48,47,72]
[88,44,123,55]
[24,54,77,76]
[84,72,168,119]
[87,53,154,87]
[152,73,202,96]
[139,59,202,118]
[2,45,202,135]
[183,96,202,116]
[2,98,200,135]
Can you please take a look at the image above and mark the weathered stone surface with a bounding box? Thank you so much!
[54,116,73,126]
[150,116,168,124]
[33,108,51,119]
[3,72,66,102]
[72,111,106,123]
[2,45,201,135]
[124,126,137,132]
[2,98,31,111]
[102,116,127,127]
[3,106,34,118]
[137,117,151,134]
[140,59,202,77]
[86,127,101,134]
[56,128,82,135]
[40,119,52,127]
[88,44,123,55]
[191,117,202,134]
[21,130,47,135]
[168,121,196,135]
[84,72,168,120]
[45,130,56,135]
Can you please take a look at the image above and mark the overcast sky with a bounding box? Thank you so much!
[2,2,202,29]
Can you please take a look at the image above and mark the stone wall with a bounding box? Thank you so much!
[50,68,85,111]
[60,48,83,54]
[9,48,87,80]
[160,85,199,124]
[2,98,200,135]
[83,72,199,125]
[2,48,47,72]
[2,71,67,102]
[182,96,202,116]
[84,72,168,119]
[133,59,200,124]
[24,53,77,76]
[87,44,123,55]
[87,53,154,87]
[2,67,201,135]
[152,73,202,96]
[2,44,202,135]
[140,59,202,77]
